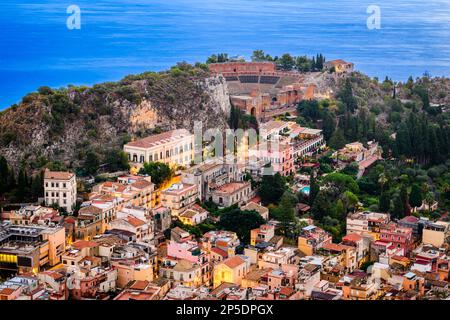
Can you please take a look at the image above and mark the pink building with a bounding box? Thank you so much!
[379,223,413,255]
[166,240,208,265]
[253,141,294,176]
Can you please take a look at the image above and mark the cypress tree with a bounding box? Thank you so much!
[379,191,390,212]
[409,184,423,209]
[0,156,8,193]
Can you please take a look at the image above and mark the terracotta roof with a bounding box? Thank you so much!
[0,288,16,295]
[249,195,262,204]
[214,182,249,194]
[323,243,352,252]
[399,216,419,223]
[72,240,98,249]
[342,233,363,242]
[242,202,268,214]
[64,217,76,224]
[392,255,410,263]
[129,280,150,291]
[125,129,191,149]
[190,203,208,214]
[126,216,146,228]
[325,59,351,66]
[223,256,245,269]
[279,287,295,297]
[44,169,74,180]
[40,271,65,281]
[211,247,228,258]
[180,209,201,219]
[79,205,103,216]
[131,180,153,189]
[297,203,311,211]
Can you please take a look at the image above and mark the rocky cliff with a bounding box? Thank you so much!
[0,68,231,171]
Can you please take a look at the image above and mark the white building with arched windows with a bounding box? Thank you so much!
[124,129,195,170]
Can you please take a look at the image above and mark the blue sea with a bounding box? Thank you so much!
[1,0,450,109]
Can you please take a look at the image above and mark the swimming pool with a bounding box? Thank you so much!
[300,186,310,195]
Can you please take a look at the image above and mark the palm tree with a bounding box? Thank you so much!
[378,172,388,192]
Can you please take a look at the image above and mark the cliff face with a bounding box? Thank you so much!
[0,72,231,171]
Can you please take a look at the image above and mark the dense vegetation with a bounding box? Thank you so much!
[138,162,173,188]
[295,73,450,240]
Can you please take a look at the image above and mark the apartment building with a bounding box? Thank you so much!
[160,183,198,216]
[75,200,117,240]
[0,224,65,273]
[379,223,414,255]
[298,225,333,256]
[92,175,155,209]
[346,211,390,240]
[44,169,77,213]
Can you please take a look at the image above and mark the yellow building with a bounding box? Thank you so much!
[213,256,249,288]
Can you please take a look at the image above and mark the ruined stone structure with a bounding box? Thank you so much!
[209,62,315,120]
